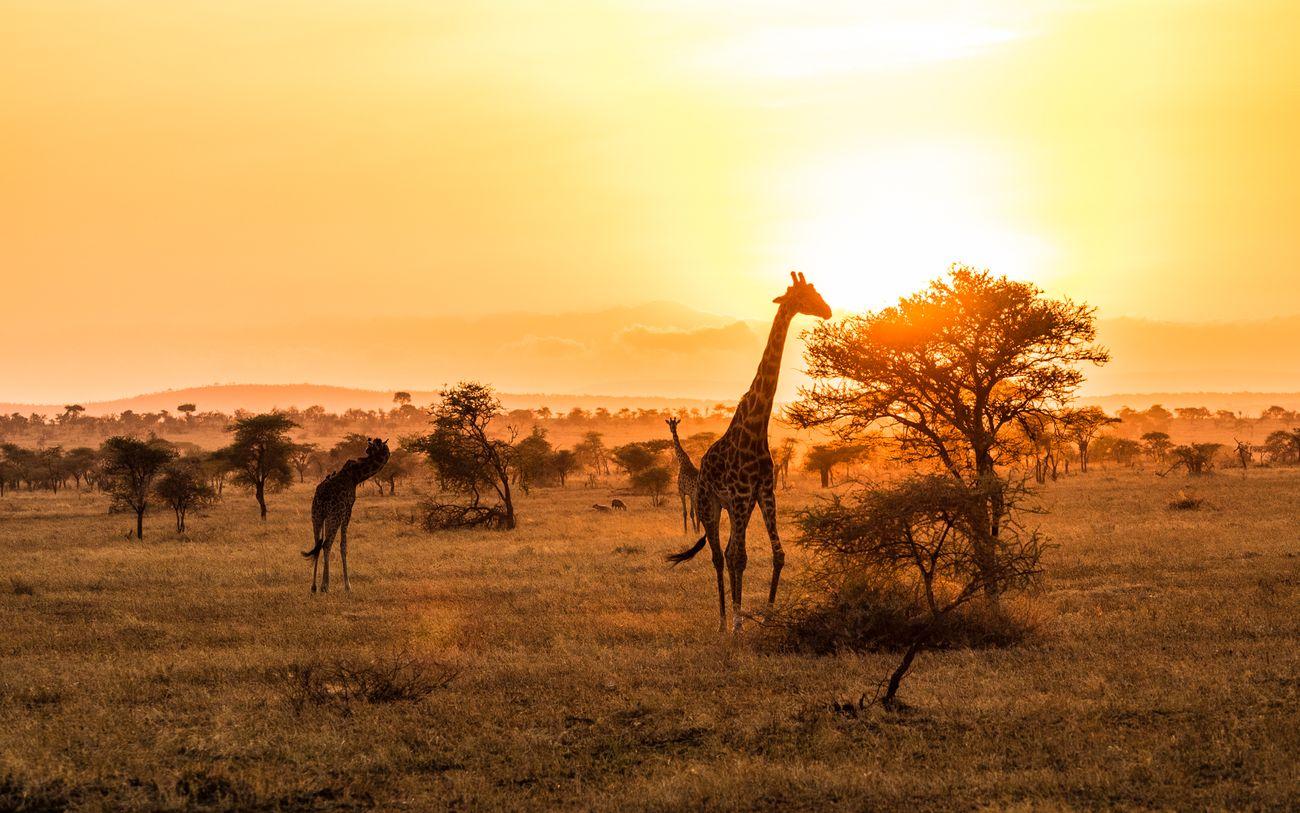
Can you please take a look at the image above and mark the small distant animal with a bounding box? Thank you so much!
[303,437,390,593]
[610,499,628,511]
[592,504,612,513]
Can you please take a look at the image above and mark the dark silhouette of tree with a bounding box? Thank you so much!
[1175,406,1211,421]
[512,426,554,494]
[1141,431,1173,463]
[288,442,317,483]
[802,442,869,488]
[100,436,176,539]
[64,446,98,489]
[222,413,298,519]
[1165,443,1222,476]
[154,458,215,532]
[1106,438,1142,467]
[573,431,610,476]
[631,464,672,506]
[549,449,579,487]
[177,403,197,419]
[611,441,668,476]
[1261,405,1293,422]
[393,391,412,406]
[789,267,1107,597]
[405,382,517,530]
[1057,406,1120,473]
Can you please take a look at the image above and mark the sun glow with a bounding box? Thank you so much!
[771,143,1055,312]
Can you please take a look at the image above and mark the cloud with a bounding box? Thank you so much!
[615,322,757,354]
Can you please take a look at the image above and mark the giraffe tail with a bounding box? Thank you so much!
[666,534,707,565]
[301,534,324,559]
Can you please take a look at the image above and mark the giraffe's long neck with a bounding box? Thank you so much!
[669,426,696,471]
[730,304,795,435]
[346,450,388,485]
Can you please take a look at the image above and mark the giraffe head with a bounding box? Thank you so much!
[367,437,390,461]
[665,417,680,434]
[773,271,832,319]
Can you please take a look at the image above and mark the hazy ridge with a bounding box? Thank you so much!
[11,304,1300,413]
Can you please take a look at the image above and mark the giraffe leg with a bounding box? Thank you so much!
[319,523,339,593]
[340,520,351,592]
[758,485,784,605]
[699,491,726,632]
[725,502,753,634]
[679,492,689,533]
[310,516,323,593]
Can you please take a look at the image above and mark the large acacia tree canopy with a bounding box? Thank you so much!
[787,266,1109,477]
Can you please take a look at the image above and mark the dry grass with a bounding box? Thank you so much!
[1,468,1298,810]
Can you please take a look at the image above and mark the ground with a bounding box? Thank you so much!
[1,468,1298,811]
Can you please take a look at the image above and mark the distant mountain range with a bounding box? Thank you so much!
[9,302,1300,415]
[7,384,1300,421]
[0,384,721,418]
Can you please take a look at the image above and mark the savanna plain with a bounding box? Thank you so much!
[2,467,1298,811]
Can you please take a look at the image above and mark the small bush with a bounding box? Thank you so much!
[274,650,459,715]
[417,500,510,531]
[10,577,35,596]
[758,576,1035,656]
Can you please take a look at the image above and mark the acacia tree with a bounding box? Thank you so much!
[64,447,99,490]
[1057,406,1120,473]
[222,413,298,519]
[289,442,317,483]
[100,436,176,539]
[405,382,517,530]
[802,442,870,488]
[632,464,672,506]
[154,458,216,532]
[788,266,1107,595]
[1166,443,1222,476]
[1141,431,1173,464]
[573,431,610,476]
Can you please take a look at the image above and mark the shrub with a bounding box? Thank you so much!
[274,650,459,715]
[10,577,35,596]
[775,475,1045,708]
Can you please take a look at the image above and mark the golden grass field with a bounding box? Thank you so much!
[2,467,1298,811]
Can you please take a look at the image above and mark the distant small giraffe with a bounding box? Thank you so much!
[666,418,700,533]
[668,272,831,632]
[302,438,389,593]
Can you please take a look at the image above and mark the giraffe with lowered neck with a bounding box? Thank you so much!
[667,271,831,632]
[302,437,389,593]
[665,417,700,533]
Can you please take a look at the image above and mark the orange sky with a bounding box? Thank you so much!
[4,1,1300,402]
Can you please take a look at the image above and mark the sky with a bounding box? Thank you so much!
[4,1,1300,402]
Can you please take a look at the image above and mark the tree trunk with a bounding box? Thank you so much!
[819,468,830,488]
[256,479,267,519]
[136,508,145,540]
[500,476,516,530]
[882,639,924,710]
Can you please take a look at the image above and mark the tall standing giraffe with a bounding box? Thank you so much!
[667,271,831,632]
[665,417,700,533]
[302,437,389,593]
